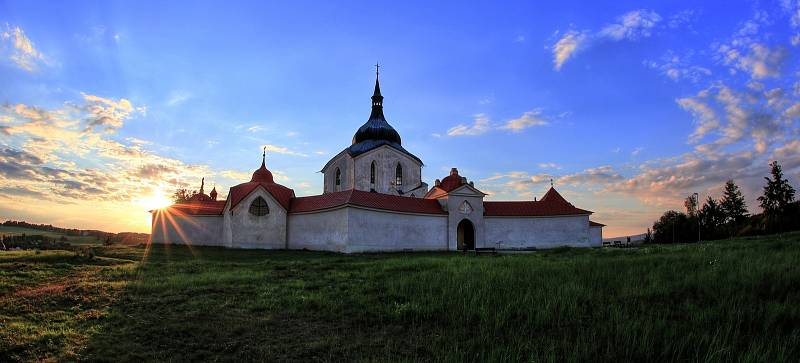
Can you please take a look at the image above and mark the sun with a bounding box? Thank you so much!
[138,192,173,210]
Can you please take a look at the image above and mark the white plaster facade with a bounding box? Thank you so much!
[321,145,428,196]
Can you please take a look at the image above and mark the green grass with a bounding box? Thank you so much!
[2,234,800,362]
[0,225,101,245]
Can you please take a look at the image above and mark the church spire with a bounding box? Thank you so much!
[261,146,266,167]
[351,64,402,146]
[371,62,384,109]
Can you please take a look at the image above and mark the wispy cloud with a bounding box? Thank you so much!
[262,144,307,157]
[500,110,548,132]
[598,9,662,40]
[1,24,46,72]
[551,9,664,70]
[447,114,491,136]
[552,30,587,71]
[448,110,549,137]
[166,90,192,106]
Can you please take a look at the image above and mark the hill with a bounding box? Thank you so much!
[2,233,799,361]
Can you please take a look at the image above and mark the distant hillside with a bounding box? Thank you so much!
[1,220,149,246]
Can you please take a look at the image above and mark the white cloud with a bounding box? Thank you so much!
[677,94,719,143]
[262,144,307,157]
[1,24,46,72]
[725,43,788,79]
[247,125,266,133]
[645,50,711,83]
[538,163,561,170]
[552,9,665,71]
[599,9,662,40]
[552,30,587,71]
[166,91,192,106]
[500,110,548,132]
[447,114,491,136]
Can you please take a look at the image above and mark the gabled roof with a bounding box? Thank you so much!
[229,182,294,210]
[227,156,295,210]
[290,189,446,215]
[483,187,592,217]
[163,200,226,216]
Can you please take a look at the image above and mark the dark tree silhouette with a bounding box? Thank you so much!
[684,194,698,218]
[720,180,748,225]
[758,161,796,215]
[699,196,725,240]
[172,189,198,204]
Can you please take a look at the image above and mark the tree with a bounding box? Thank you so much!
[172,189,197,204]
[651,210,694,244]
[758,161,796,215]
[643,228,653,244]
[684,194,699,218]
[699,196,725,240]
[720,180,748,224]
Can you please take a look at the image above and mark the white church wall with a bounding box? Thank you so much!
[323,153,354,193]
[345,207,448,252]
[352,146,425,196]
[150,214,224,246]
[287,208,350,252]
[485,215,591,249]
[589,226,603,247]
[227,187,287,249]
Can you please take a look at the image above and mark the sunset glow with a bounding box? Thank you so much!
[1,1,799,237]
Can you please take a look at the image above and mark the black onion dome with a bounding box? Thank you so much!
[343,69,422,166]
[351,76,402,145]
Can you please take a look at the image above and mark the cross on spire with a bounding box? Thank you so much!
[262,146,266,166]
[375,62,380,77]
[550,178,554,187]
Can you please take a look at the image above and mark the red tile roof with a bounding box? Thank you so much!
[229,182,295,210]
[164,200,227,216]
[290,189,446,215]
[483,187,592,217]
[589,221,606,227]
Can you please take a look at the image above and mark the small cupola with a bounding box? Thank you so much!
[251,148,274,183]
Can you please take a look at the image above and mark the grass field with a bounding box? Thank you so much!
[0,225,101,245]
[2,233,799,362]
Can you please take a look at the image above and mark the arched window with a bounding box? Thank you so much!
[335,168,341,187]
[249,196,269,216]
[395,163,403,186]
[370,161,376,184]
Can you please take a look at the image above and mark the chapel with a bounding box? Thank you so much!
[151,70,604,252]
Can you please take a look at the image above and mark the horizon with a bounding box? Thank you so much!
[1,0,799,237]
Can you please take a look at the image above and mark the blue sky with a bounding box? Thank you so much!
[1,0,799,235]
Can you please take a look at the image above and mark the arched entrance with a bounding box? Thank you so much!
[457,219,475,251]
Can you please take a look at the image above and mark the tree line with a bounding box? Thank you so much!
[646,161,798,244]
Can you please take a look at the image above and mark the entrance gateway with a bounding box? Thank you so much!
[457,219,475,251]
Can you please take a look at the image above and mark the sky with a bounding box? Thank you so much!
[1,0,799,237]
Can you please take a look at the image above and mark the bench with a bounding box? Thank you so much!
[474,247,496,254]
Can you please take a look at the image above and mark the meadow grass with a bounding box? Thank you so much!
[1,233,799,362]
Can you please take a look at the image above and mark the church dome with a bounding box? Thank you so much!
[351,73,402,145]
[352,117,402,145]
[251,153,274,183]
[438,168,467,192]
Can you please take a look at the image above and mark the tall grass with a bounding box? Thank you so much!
[2,233,799,362]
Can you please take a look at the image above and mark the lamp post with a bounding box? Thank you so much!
[693,192,700,243]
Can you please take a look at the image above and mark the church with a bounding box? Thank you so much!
[150,71,604,252]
